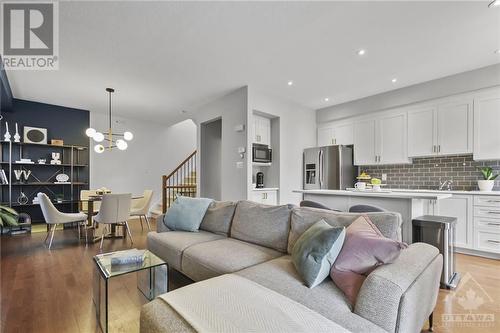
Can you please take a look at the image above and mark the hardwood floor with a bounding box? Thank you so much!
[1,218,499,333]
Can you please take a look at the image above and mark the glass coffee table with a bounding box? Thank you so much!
[93,250,168,333]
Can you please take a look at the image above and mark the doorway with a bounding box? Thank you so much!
[200,118,222,200]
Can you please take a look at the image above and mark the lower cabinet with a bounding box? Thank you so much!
[252,190,278,205]
[436,195,473,249]
[473,196,500,254]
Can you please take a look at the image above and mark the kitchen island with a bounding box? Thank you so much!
[293,189,453,243]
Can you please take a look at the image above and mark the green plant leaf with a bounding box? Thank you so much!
[0,205,18,216]
[0,215,3,227]
[491,174,499,181]
[1,213,18,226]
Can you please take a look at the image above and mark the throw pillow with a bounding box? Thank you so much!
[292,219,346,288]
[163,196,214,232]
[330,215,407,305]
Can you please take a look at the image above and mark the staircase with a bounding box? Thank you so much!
[161,151,197,213]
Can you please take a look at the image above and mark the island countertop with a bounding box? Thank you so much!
[293,189,453,200]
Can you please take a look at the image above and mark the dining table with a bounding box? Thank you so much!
[79,195,144,242]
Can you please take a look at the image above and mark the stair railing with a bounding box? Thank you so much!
[162,150,197,213]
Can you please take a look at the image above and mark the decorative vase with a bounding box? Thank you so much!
[23,170,31,182]
[4,122,11,142]
[14,170,23,182]
[17,192,29,205]
[478,180,494,192]
[14,123,20,142]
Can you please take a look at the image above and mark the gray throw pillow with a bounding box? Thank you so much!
[200,201,236,236]
[163,196,214,232]
[292,219,346,288]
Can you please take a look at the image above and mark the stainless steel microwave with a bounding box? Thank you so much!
[253,144,272,163]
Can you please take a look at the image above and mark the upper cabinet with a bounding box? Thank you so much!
[407,97,472,157]
[473,89,500,160]
[253,115,271,146]
[353,119,377,165]
[353,111,410,166]
[317,122,353,146]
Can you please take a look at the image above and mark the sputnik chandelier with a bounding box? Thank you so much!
[85,88,133,153]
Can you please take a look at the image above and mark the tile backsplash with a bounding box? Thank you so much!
[360,154,500,191]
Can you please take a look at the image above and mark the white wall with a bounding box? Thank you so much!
[90,115,196,205]
[317,63,500,123]
[192,87,248,201]
[249,88,316,205]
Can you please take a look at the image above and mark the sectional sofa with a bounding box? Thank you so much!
[141,200,442,333]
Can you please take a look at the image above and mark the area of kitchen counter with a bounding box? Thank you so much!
[388,188,500,196]
[293,189,452,200]
[252,187,279,192]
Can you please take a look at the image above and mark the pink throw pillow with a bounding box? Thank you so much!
[330,215,407,305]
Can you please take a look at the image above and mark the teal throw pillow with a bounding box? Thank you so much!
[292,219,345,288]
[164,196,214,232]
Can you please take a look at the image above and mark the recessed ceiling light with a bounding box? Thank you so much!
[287,81,293,86]
[357,49,366,56]
[324,97,329,102]
[488,0,499,8]
[391,78,398,83]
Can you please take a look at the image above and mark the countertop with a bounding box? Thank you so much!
[252,187,279,191]
[388,188,500,196]
[294,189,453,200]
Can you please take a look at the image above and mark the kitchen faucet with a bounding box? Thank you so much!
[438,178,453,191]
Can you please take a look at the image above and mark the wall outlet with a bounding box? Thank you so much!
[236,161,244,169]
[382,173,387,181]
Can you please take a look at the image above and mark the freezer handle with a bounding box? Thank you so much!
[319,149,324,188]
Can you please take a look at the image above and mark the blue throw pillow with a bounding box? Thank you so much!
[163,196,214,232]
[292,219,346,288]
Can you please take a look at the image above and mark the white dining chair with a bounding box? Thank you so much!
[37,193,88,250]
[94,193,132,249]
[130,190,153,231]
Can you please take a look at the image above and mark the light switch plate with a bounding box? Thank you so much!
[382,173,387,181]
[236,161,244,169]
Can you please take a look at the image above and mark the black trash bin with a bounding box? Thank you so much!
[412,215,461,289]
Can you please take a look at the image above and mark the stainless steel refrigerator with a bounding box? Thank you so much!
[303,145,356,190]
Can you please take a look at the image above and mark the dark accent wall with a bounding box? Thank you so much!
[0,59,13,113]
[1,99,90,224]
[360,155,500,191]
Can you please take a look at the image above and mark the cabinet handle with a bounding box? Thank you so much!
[334,138,336,145]
[432,145,435,153]
[487,211,500,215]
[487,223,500,226]
[438,145,441,153]
[487,200,500,203]
[487,240,500,244]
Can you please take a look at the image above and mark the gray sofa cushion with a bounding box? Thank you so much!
[181,238,282,281]
[231,200,293,253]
[236,256,386,333]
[288,207,402,254]
[147,231,224,271]
[199,201,236,236]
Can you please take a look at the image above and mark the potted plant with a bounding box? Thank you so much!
[477,167,499,192]
[0,205,19,227]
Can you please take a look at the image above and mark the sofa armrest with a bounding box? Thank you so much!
[156,214,172,233]
[354,243,442,333]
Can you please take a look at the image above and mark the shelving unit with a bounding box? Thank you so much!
[0,140,89,223]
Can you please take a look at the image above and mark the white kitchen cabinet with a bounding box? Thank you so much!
[473,195,500,254]
[317,122,353,146]
[252,189,277,205]
[353,119,377,165]
[354,112,409,165]
[408,106,436,157]
[437,99,472,155]
[253,115,271,146]
[436,195,473,249]
[473,89,500,160]
[377,112,409,164]
[317,126,335,146]
[408,98,472,157]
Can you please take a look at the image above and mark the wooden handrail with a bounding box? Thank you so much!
[162,150,197,213]
[164,150,197,180]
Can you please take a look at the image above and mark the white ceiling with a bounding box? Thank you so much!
[5,1,500,125]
